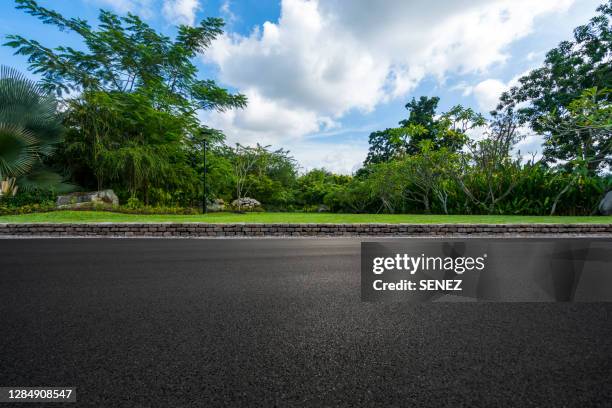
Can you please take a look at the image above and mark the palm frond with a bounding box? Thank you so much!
[16,166,76,193]
[0,65,64,187]
[0,122,38,178]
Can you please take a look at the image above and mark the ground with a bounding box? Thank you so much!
[1,239,610,407]
[1,210,612,223]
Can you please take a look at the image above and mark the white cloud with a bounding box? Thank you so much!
[204,89,327,146]
[472,79,509,112]
[289,140,369,174]
[93,0,201,25]
[93,0,154,17]
[204,0,574,172]
[220,0,237,25]
[470,67,536,113]
[515,133,544,162]
[205,107,369,174]
[162,0,201,26]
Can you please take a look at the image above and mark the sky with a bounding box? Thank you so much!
[0,0,605,173]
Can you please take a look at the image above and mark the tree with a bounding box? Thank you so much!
[5,0,247,111]
[364,97,484,164]
[494,1,611,172]
[400,141,456,214]
[399,96,440,154]
[231,144,268,209]
[248,146,297,209]
[364,129,399,165]
[539,87,611,172]
[5,0,246,203]
[0,65,69,195]
[365,97,439,164]
[453,113,524,214]
[365,160,407,213]
[61,91,196,203]
[229,144,298,210]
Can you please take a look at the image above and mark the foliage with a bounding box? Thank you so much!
[3,0,610,217]
[495,1,612,172]
[365,97,484,164]
[6,0,245,206]
[400,142,456,214]
[451,113,525,214]
[58,90,198,204]
[295,169,351,211]
[0,202,56,215]
[6,0,247,111]
[0,201,200,216]
[538,87,611,171]
[230,144,297,210]
[0,65,70,193]
[0,188,55,206]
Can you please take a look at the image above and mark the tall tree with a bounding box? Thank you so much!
[494,1,611,172]
[5,0,247,202]
[399,96,440,153]
[539,87,611,171]
[364,129,400,165]
[453,113,525,214]
[364,97,484,164]
[5,0,246,112]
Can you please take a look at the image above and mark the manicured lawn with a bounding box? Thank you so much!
[0,211,611,224]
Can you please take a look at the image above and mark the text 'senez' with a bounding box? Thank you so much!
[361,239,612,302]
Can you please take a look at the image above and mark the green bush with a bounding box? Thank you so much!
[0,202,56,215]
[1,190,56,207]
[0,202,200,216]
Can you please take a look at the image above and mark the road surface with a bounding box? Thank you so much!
[1,239,610,407]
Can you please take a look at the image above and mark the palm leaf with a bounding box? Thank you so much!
[17,166,76,193]
[0,65,65,190]
[0,122,38,178]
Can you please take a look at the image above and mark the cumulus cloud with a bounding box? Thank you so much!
[93,0,154,17]
[203,0,574,172]
[205,89,326,146]
[92,0,200,25]
[289,140,370,174]
[515,133,544,162]
[162,0,200,26]
[472,79,509,112]
[468,67,536,113]
[219,0,237,25]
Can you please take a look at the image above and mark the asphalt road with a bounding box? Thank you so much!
[1,239,610,407]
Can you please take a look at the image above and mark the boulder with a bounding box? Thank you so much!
[317,204,330,213]
[599,191,612,215]
[57,189,119,208]
[207,198,226,212]
[231,197,261,211]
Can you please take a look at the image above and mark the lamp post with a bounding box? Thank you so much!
[202,132,208,214]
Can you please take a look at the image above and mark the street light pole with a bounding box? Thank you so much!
[202,136,207,214]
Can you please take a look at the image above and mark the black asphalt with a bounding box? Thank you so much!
[1,239,611,407]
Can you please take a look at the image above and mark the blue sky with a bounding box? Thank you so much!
[0,0,604,173]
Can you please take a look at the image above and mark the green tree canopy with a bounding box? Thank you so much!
[365,97,484,164]
[5,0,246,114]
[494,1,611,171]
[5,0,247,204]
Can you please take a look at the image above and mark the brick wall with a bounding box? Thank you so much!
[1,223,611,237]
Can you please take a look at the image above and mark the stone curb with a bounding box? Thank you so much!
[1,223,611,237]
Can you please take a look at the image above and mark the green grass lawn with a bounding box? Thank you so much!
[0,210,611,224]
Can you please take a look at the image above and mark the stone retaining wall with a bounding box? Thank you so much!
[1,223,611,237]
